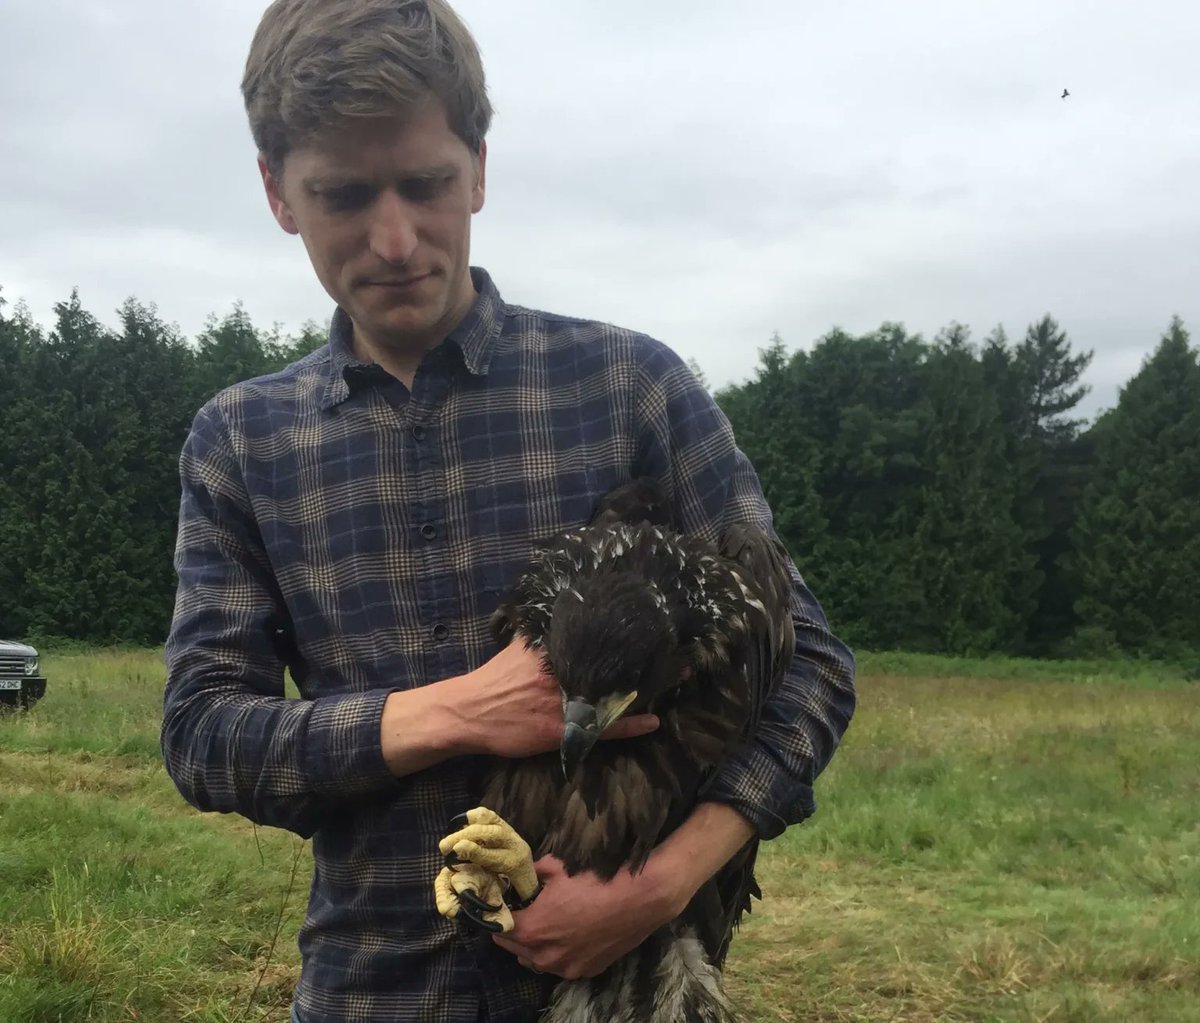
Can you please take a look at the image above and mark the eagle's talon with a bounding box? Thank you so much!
[434,862,515,933]
[506,882,543,911]
[436,806,539,903]
[449,812,470,829]
[459,900,505,933]
[460,889,503,914]
[454,880,507,933]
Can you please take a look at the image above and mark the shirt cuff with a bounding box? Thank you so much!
[302,689,400,798]
[700,744,816,841]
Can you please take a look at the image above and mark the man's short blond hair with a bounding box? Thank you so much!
[242,0,492,179]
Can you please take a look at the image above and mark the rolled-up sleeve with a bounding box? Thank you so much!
[631,338,856,839]
[161,400,399,838]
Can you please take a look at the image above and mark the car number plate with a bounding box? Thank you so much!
[0,679,22,690]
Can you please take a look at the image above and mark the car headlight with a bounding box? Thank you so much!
[25,657,38,676]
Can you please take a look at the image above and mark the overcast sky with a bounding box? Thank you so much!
[3,0,1198,418]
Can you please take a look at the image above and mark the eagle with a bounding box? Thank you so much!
[434,478,796,1022]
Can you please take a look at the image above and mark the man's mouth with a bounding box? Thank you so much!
[363,272,431,289]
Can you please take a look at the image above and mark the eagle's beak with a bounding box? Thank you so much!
[560,690,638,778]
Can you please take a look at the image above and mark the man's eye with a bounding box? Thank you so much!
[322,185,373,212]
[402,176,452,202]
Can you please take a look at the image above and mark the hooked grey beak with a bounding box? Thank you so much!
[560,698,599,779]
[559,690,640,779]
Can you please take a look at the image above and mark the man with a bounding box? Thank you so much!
[161,2,856,1021]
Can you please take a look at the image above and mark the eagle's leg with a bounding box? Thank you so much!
[434,862,514,932]
[437,806,541,913]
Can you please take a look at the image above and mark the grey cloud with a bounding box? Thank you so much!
[3,0,1199,420]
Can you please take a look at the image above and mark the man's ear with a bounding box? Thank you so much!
[259,155,300,235]
[471,140,487,215]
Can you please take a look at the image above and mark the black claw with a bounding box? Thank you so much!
[460,889,503,914]
[449,812,470,829]
[444,850,462,868]
[507,883,543,912]
[458,891,504,933]
[461,908,503,934]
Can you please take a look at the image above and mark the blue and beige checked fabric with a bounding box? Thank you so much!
[163,268,856,1023]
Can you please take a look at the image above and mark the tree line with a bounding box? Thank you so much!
[0,291,323,646]
[714,316,1198,663]
[1,288,1196,663]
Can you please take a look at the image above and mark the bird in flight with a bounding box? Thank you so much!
[1062,88,1070,99]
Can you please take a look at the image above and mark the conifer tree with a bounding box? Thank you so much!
[1072,317,1200,657]
[909,326,1034,653]
[715,334,826,573]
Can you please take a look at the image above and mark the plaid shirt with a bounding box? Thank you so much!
[163,268,856,1023]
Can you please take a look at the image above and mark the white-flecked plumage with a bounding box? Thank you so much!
[482,480,798,1023]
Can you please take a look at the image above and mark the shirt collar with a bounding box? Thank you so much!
[321,266,504,410]
[447,266,505,377]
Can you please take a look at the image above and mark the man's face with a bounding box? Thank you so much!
[260,101,486,358]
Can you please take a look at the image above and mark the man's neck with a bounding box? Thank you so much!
[351,276,478,389]
[353,338,423,391]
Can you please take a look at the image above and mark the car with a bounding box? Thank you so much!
[0,639,47,710]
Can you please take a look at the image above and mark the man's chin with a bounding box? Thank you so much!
[353,303,445,348]
[344,271,472,348]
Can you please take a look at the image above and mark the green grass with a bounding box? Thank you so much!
[2,650,1197,1021]
[0,651,305,1023]
[856,648,1195,685]
[728,668,1200,1022]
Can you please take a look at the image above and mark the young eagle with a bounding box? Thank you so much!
[434,478,796,1023]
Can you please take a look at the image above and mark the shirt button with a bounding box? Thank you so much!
[420,523,437,541]
[432,624,449,642]
[412,425,426,441]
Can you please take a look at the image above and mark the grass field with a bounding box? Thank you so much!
[1,650,1197,1022]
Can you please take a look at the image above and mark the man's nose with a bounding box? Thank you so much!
[368,191,419,266]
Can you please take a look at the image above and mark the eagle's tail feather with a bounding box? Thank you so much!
[651,928,734,1023]
[541,928,733,1023]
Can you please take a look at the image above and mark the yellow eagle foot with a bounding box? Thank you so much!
[435,807,541,932]
[434,861,514,933]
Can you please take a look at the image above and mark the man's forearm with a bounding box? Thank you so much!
[643,801,756,915]
[162,676,403,837]
[379,676,472,777]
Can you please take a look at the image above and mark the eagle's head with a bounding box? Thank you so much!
[542,568,690,779]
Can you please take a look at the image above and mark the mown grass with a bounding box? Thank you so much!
[0,651,306,1023]
[1,650,1197,1021]
[729,669,1200,1022]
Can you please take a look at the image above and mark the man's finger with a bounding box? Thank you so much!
[492,933,533,957]
[599,714,659,740]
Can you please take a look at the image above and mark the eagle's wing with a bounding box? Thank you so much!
[684,523,796,965]
[692,833,762,968]
[718,522,797,734]
[588,476,674,529]
[491,477,672,646]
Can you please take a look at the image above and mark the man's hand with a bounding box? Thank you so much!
[490,803,756,978]
[380,640,658,776]
[452,641,570,757]
[491,855,683,980]
[455,641,660,758]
